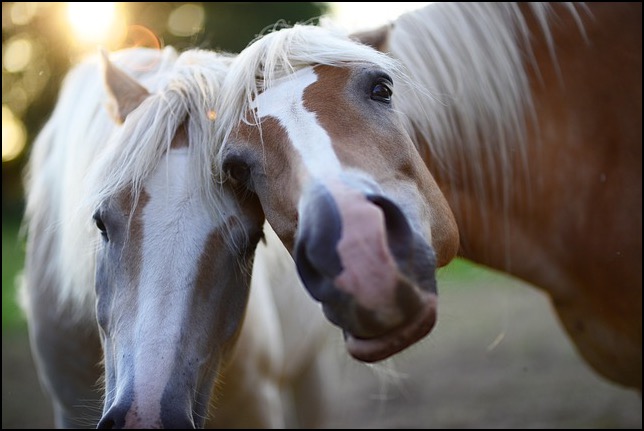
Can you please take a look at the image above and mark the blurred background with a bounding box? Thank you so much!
[2,2,641,428]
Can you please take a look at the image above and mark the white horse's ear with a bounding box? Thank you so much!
[100,48,150,123]
[350,24,391,52]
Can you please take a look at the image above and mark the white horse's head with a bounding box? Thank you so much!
[23,46,265,428]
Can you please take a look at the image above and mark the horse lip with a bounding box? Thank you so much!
[344,294,437,362]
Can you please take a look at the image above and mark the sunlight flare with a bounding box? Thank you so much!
[67,2,123,47]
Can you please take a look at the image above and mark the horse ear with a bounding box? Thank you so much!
[350,24,391,52]
[100,49,150,123]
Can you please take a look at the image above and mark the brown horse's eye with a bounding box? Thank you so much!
[371,81,393,103]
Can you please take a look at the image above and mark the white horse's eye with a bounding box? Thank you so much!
[370,81,392,103]
[93,211,108,241]
[223,156,251,187]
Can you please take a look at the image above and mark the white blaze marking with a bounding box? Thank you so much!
[129,147,216,421]
[252,67,341,179]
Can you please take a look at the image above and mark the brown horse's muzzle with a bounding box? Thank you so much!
[295,182,438,362]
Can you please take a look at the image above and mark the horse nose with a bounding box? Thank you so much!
[97,404,196,429]
[295,183,436,337]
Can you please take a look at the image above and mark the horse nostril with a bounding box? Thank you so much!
[295,232,346,305]
[294,237,323,296]
[367,194,414,258]
[97,405,127,429]
[294,184,345,304]
[97,417,116,429]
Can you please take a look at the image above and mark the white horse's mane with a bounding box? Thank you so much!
[214,23,408,161]
[389,2,587,220]
[21,46,236,321]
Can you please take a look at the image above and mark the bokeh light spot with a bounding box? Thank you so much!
[168,4,205,37]
[10,2,39,26]
[2,106,27,162]
[3,37,33,73]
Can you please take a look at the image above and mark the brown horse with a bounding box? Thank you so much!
[215,2,641,391]
[353,2,642,390]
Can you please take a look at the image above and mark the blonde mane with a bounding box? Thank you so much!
[214,23,407,163]
[22,47,236,321]
[389,2,587,223]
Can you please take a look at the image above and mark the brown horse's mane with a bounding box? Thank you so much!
[388,3,588,219]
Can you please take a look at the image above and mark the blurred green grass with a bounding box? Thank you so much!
[437,254,493,282]
[2,214,26,330]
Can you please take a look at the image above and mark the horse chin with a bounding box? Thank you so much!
[343,293,437,363]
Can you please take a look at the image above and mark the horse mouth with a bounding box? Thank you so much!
[344,294,437,362]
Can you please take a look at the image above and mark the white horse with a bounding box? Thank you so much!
[19,45,332,428]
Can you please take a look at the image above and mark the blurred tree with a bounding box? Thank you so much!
[2,2,329,218]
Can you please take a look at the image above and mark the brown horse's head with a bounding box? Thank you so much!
[217,26,459,362]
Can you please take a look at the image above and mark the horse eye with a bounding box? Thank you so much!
[371,81,392,103]
[223,156,251,187]
[93,212,109,241]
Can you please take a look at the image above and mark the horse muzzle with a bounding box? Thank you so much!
[295,182,438,362]
[98,403,199,429]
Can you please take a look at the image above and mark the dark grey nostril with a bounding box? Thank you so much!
[97,410,123,429]
[295,184,345,303]
[97,418,115,429]
[367,194,414,259]
[367,194,438,295]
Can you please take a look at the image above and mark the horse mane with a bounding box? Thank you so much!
[214,22,407,161]
[388,2,588,221]
[21,46,236,321]
[87,47,235,224]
